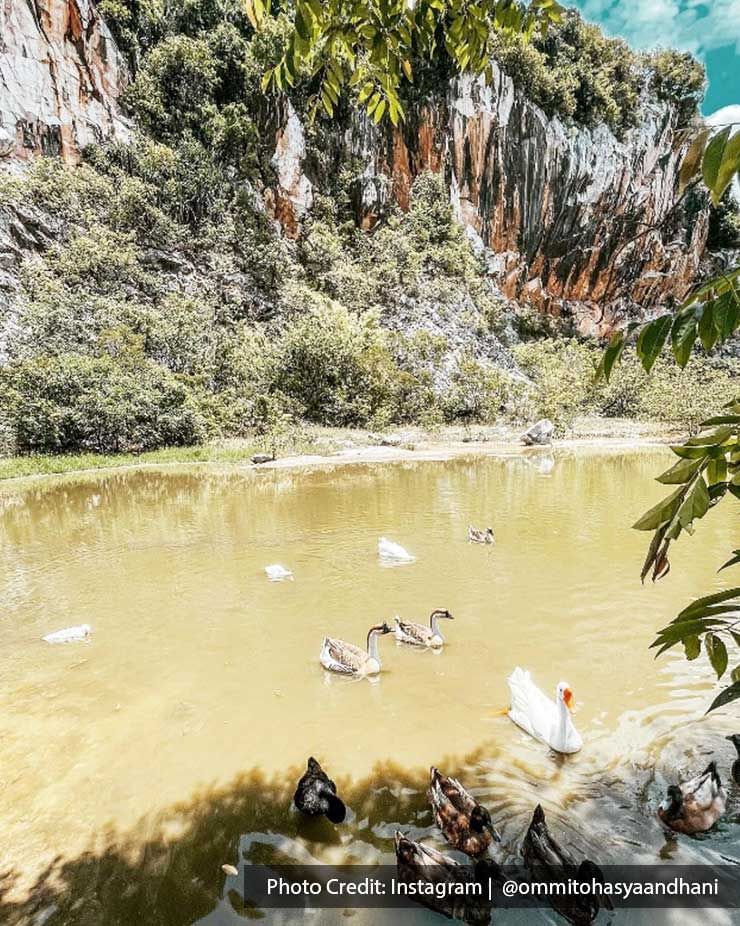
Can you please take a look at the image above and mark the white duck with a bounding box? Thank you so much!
[506,668,582,754]
[320,623,393,676]
[394,609,454,648]
[378,538,414,563]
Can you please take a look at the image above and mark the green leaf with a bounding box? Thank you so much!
[706,458,728,485]
[636,315,672,373]
[713,129,740,204]
[732,666,740,684]
[677,476,710,531]
[702,126,731,199]
[705,633,729,679]
[595,330,626,383]
[633,485,685,531]
[677,587,740,621]
[670,309,698,368]
[679,128,710,194]
[713,290,739,342]
[683,635,701,660]
[656,456,705,485]
[698,300,718,352]
[719,550,740,573]
[706,681,740,714]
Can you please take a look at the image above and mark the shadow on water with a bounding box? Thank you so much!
[0,752,492,926]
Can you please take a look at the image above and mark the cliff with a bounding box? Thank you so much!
[0,0,130,164]
[271,69,707,335]
[0,1,708,336]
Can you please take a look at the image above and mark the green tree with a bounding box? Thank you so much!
[598,122,740,712]
[255,0,564,123]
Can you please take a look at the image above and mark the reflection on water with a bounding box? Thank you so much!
[0,449,738,925]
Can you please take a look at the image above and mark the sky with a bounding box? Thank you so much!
[568,0,740,115]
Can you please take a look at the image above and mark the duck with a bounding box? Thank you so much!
[468,526,494,544]
[319,623,393,676]
[522,804,612,926]
[428,766,500,857]
[506,668,582,754]
[727,734,740,784]
[394,832,492,925]
[378,537,414,563]
[251,451,275,465]
[657,761,727,834]
[394,609,454,648]
[293,757,347,823]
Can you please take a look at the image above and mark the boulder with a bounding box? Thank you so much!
[521,419,554,446]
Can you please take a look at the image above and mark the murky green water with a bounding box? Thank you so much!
[0,448,738,925]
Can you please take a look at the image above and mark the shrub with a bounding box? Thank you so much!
[1,331,204,454]
[648,49,705,126]
[274,288,398,426]
[513,338,598,427]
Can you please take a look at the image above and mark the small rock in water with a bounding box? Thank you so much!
[521,419,554,446]
[42,624,92,645]
[221,864,239,877]
[265,564,293,581]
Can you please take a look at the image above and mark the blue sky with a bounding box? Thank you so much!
[568,0,739,114]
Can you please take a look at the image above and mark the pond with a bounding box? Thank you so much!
[0,447,738,925]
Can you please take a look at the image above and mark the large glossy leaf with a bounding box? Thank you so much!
[719,550,740,573]
[712,129,740,204]
[679,129,710,194]
[670,309,698,368]
[636,315,672,373]
[656,456,704,485]
[705,633,729,679]
[633,484,685,531]
[677,587,740,621]
[703,126,731,197]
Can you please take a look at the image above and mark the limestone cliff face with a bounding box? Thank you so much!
[271,66,707,335]
[0,0,130,164]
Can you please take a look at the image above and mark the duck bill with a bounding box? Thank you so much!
[563,688,575,712]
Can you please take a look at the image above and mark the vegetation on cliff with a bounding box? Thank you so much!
[0,0,734,458]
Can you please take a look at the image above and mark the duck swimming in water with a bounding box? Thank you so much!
[428,767,500,857]
[319,623,393,676]
[506,669,582,754]
[657,761,727,835]
[468,526,494,544]
[293,757,346,823]
[727,734,740,784]
[522,804,612,926]
[394,609,454,648]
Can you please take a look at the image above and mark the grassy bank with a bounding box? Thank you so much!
[0,417,681,483]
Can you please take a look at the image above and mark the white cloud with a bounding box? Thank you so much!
[574,0,740,57]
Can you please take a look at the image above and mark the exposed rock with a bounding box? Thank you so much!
[521,419,554,445]
[271,66,708,335]
[0,0,130,163]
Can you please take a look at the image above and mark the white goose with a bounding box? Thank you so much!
[506,668,582,754]
[320,623,393,676]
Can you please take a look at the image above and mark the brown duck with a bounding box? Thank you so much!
[428,767,500,857]
[657,761,727,835]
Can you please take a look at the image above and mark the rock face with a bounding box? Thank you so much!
[272,66,708,334]
[0,0,130,164]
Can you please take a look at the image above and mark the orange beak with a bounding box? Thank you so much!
[563,688,575,712]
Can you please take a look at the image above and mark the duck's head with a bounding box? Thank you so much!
[394,831,418,864]
[431,609,454,621]
[470,805,500,841]
[658,785,684,822]
[368,622,393,639]
[486,528,494,537]
[726,734,740,756]
[556,681,575,712]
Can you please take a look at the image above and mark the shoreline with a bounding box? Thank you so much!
[0,418,680,488]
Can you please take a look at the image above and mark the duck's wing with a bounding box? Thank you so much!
[507,668,558,743]
[320,637,365,673]
[523,806,574,870]
[682,763,726,812]
[395,618,431,645]
[441,775,478,815]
